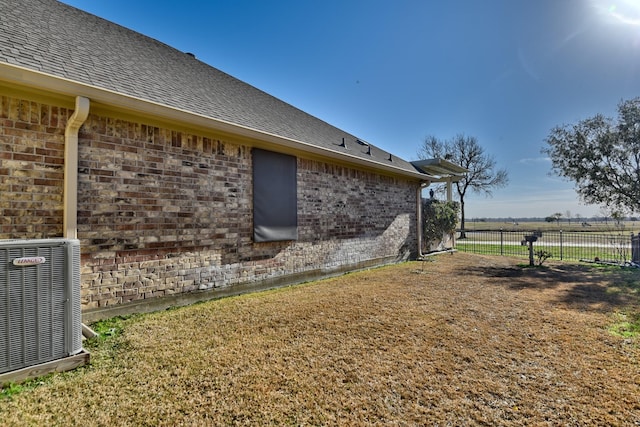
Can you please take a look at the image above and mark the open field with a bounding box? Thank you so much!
[464,219,640,234]
[456,229,636,263]
[1,253,639,425]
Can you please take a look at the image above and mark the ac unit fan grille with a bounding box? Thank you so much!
[0,239,82,374]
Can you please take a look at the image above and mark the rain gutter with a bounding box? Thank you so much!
[0,63,433,181]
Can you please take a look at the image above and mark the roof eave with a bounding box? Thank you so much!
[411,158,468,182]
[0,62,435,181]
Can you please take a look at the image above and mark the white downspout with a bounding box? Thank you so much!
[417,182,429,258]
[64,96,90,239]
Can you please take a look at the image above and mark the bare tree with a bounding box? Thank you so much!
[417,134,508,238]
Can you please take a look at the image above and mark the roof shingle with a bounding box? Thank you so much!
[0,0,422,175]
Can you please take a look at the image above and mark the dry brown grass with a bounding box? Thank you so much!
[1,253,639,426]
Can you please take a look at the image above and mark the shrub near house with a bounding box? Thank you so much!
[422,199,459,252]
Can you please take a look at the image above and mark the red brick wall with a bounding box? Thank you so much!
[0,96,69,237]
[297,159,415,240]
[77,114,252,258]
[1,94,419,309]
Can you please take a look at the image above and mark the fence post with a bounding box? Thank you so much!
[560,230,563,261]
[500,228,503,255]
[632,232,640,263]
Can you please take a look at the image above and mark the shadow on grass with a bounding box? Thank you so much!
[461,262,640,314]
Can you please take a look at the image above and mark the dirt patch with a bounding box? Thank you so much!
[1,253,639,425]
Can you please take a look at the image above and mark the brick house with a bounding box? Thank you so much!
[0,0,463,319]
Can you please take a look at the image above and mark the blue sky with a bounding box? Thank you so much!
[61,0,640,219]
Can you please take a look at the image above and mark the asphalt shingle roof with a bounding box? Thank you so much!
[0,0,422,175]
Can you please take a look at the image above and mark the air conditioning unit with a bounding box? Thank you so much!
[0,238,86,380]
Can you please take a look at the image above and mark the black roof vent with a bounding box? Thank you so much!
[185,52,196,58]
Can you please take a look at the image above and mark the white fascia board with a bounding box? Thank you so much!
[0,63,434,181]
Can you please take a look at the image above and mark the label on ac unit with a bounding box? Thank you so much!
[13,256,47,266]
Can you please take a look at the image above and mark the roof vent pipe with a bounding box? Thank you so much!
[64,96,90,239]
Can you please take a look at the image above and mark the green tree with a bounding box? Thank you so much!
[545,212,562,226]
[417,134,508,238]
[543,97,640,214]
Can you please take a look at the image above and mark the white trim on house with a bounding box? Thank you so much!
[0,62,433,181]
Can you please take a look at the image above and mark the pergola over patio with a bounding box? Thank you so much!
[412,158,468,201]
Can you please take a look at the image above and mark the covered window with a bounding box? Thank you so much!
[252,148,298,242]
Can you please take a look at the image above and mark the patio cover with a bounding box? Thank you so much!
[411,158,468,201]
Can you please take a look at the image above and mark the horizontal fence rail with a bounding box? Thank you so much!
[456,230,639,264]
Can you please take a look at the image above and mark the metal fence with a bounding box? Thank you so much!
[456,230,638,264]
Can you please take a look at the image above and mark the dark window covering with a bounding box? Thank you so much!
[252,148,298,242]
